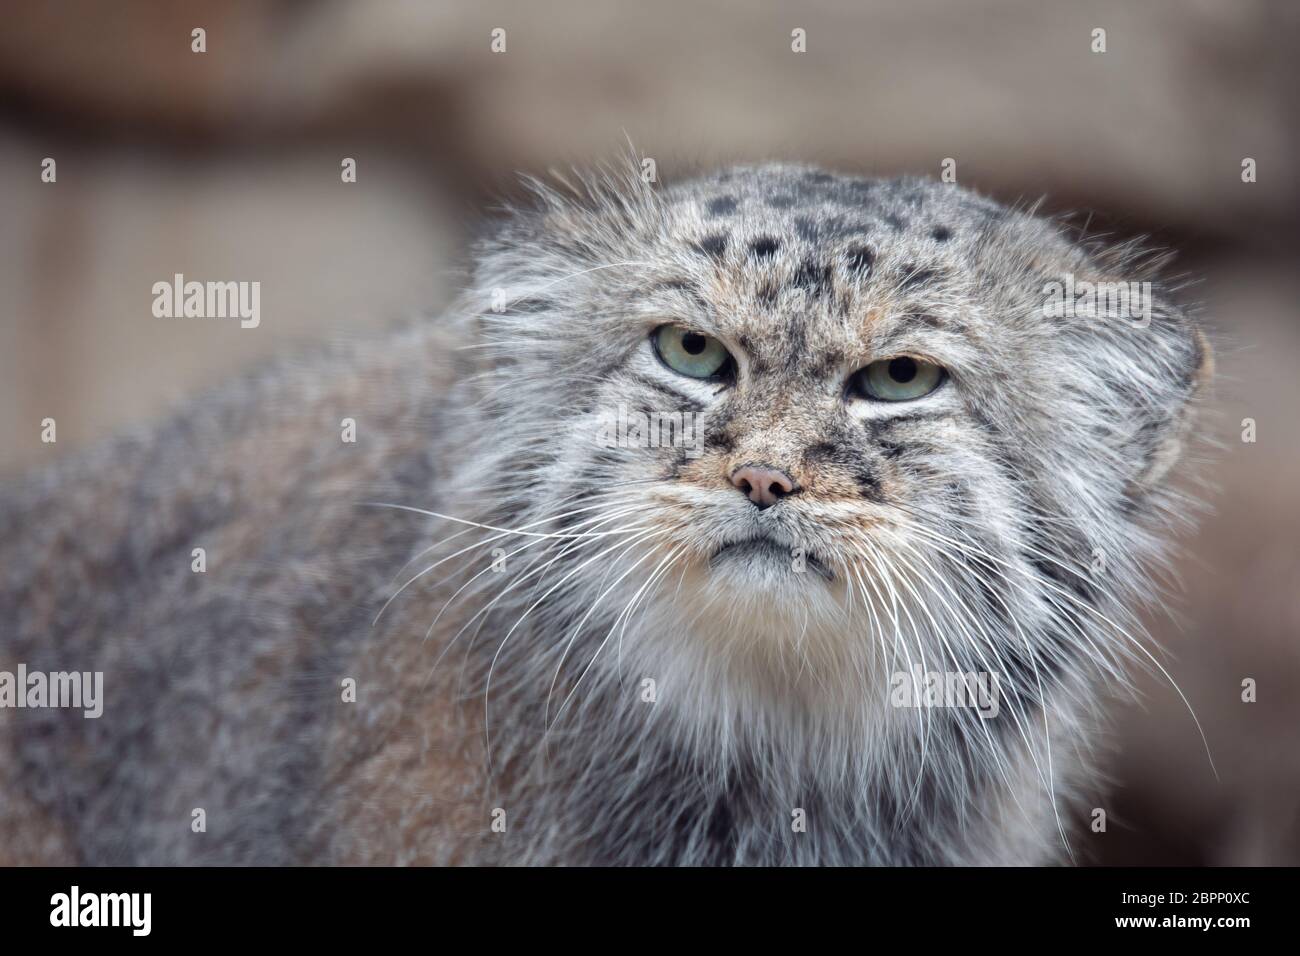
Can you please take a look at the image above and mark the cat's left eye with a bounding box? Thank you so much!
[851,356,945,401]
[652,324,732,380]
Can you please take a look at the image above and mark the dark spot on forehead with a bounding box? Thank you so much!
[790,215,873,248]
[707,196,738,216]
[837,218,874,238]
[931,225,952,242]
[845,246,875,275]
[653,278,713,315]
[910,313,946,329]
[750,236,780,258]
[793,258,834,298]
[795,214,870,243]
[805,345,846,381]
[899,265,940,290]
[693,233,729,259]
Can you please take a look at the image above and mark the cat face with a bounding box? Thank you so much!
[463,164,1207,707]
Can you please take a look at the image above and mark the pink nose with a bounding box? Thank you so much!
[730,465,796,509]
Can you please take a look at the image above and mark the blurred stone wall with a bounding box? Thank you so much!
[1,0,1297,863]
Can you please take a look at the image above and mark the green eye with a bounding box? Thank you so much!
[854,356,945,401]
[653,324,732,379]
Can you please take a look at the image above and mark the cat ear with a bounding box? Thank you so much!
[1127,316,1212,498]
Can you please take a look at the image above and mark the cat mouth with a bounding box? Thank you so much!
[707,536,835,581]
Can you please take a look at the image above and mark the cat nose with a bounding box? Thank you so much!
[730,465,796,510]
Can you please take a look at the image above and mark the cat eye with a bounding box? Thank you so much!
[852,356,945,401]
[652,324,732,380]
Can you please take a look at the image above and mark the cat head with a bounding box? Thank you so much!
[450,162,1209,721]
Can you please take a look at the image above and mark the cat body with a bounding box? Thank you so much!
[0,164,1208,865]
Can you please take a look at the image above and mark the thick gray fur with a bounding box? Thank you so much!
[0,163,1209,865]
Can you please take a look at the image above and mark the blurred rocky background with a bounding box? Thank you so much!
[1,0,1297,863]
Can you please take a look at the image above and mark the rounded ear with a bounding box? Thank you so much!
[1023,214,1214,504]
[1129,322,1213,497]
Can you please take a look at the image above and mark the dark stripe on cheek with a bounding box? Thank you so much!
[626,373,706,412]
[855,468,885,501]
[703,406,736,453]
[705,431,735,453]
[1025,521,1097,605]
[868,411,952,431]
[805,441,886,500]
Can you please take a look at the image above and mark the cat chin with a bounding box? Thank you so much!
[667,559,851,650]
[630,587,897,727]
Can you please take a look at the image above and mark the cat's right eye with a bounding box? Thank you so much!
[652,324,733,380]
[850,356,945,402]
